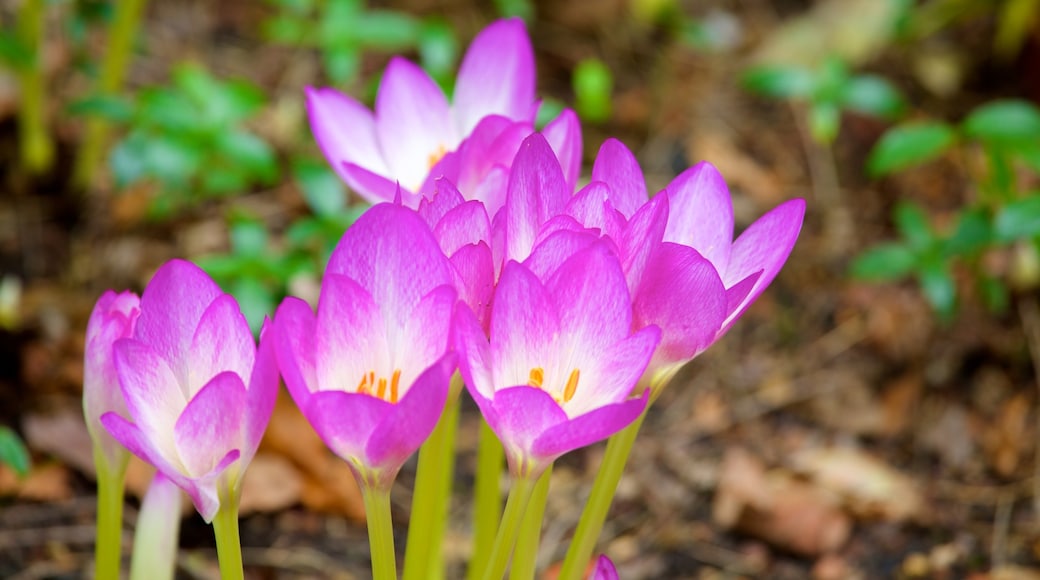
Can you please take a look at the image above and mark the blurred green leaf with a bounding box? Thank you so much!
[217,130,278,183]
[138,88,201,132]
[143,136,204,188]
[894,201,934,250]
[0,35,34,71]
[68,94,135,122]
[493,0,534,20]
[573,58,613,124]
[808,101,841,144]
[962,99,1040,146]
[229,276,276,336]
[419,18,458,90]
[295,159,346,217]
[943,208,992,256]
[110,132,149,187]
[841,74,905,119]
[535,98,566,130]
[230,218,269,257]
[354,11,419,49]
[994,195,1040,242]
[0,426,30,478]
[741,65,814,99]
[324,48,362,85]
[918,255,956,320]
[200,167,250,196]
[867,122,957,177]
[977,272,1009,313]
[850,243,917,281]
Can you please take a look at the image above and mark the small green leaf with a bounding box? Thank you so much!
[867,122,957,177]
[216,130,277,182]
[324,48,362,85]
[741,65,815,99]
[109,132,149,187]
[841,75,905,119]
[894,201,934,250]
[294,159,346,217]
[994,194,1040,242]
[977,273,1009,314]
[200,168,249,196]
[0,426,30,478]
[354,11,420,49]
[230,218,269,257]
[962,99,1040,146]
[67,94,135,122]
[143,136,204,188]
[808,102,841,144]
[917,255,957,320]
[419,18,459,90]
[573,58,613,124]
[535,98,566,130]
[850,243,918,281]
[229,277,276,336]
[943,208,992,256]
[0,35,34,71]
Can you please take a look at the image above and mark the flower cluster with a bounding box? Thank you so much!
[85,16,804,580]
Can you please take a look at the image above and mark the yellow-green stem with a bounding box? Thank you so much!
[73,0,148,189]
[467,418,505,580]
[362,485,397,580]
[403,384,461,580]
[93,446,128,580]
[508,465,552,580]
[212,500,244,580]
[16,0,53,173]
[556,407,649,580]
[480,476,537,580]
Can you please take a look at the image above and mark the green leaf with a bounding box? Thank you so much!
[977,272,1009,314]
[229,277,276,336]
[0,35,34,71]
[354,11,420,49]
[323,48,362,85]
[143,136,204,189]
[0,426,30,478]
[535,98,565,130]
[850,243,918,281]
[894,201,934,250]
[230,218,269,257]
[994,195,1040,242]
[67,94,135,122]
[741,65,815,99]
[216,130,277,183]
[419,18,459,90]
[109,132,149,187]
[962,99,1040,146]
[573,58,613,124]
[137,88,201,133]
[200,167,249,196]
[841,74,905,119]
[808,102,841,144]
[917,255,957,320]
[294,159,346,217]
[943,208,992,256]
[866,122,957,177]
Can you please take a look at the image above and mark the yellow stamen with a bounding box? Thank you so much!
[528,367,544,388]
[390,369,401,404]
[427,144,448,169]
[563,369,580,403]
[377,377,388,400]
[356,369,402,404]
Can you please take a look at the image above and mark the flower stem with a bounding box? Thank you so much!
[362,485,398,580]
[16,0,54,174]
[130,472,182,580]
[508,465,552,580]
[93,447,128,580]
[556,407,649,580]
[466,418,504,580]
[480,475,537,580]
[212,500,244,580]
[403,380,461,580]
[73,0,148,189]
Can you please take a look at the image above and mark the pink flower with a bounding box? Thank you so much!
[100,260,279,522]
[272,203,458,489]
[83,290,140,471]
[454,242,659,479]
[307,18,581,210]
[589,555,620,580]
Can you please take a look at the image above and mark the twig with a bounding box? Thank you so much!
[991,492,1014,569]
[1017,296,1040,523]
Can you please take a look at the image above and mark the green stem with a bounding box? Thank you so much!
[16,0,53,174]
[73,0,148,189]
[556,407,649,580]
[403,384,461,580]
[362,485,398,580]
[93,447,128,580]
[508,465,552,580]
[212,500,244,580]
[130,472,182,580]
[467,419,505,580]
[480,476,537,580]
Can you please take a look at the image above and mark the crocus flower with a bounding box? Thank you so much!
[83,290,140,472]
[272,203,458,489]
[454,242,659,479]
[590,555,620,580]
[307,18,581,211]
[100,259,279,522]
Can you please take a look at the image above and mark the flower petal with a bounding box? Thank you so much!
[545,243,632,357]
[189,293,253,398]
[454,18,535,134]
[591,138,647,218]
[114,339,186,462]
[531,393,648,460]
[342,161,420,207]
[490,262,561,391]
[502,134,571,263]
[418,178,466,230]
[566,181,626,240]
[315,274,384,394]
[455,303,495,400]
[486,385,569,476]
[663,162,735,270]
[720,198,806,332]
[173,371,247,480]
[433,199,492,257]
[244,320,279,460]
[306,86,389,184]
[563,326,659,417]
[100,411,187,488]
[397,285,457,387]
[304,390,392,465]
[271,297,319,407]
[376,58,454,190]
[619,194,669,294]
[542,109,582,191]
[449,242,495,331]
[524,228,600,282]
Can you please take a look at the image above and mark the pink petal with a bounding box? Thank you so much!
[591,138,647,218]
[173,371,247,479]
[376,58,455,190]
[433,199,492,256]
[454,18,535,134]
[134,260,222,379]
[663,162,735,270]
[327,203,453,329]
[189,293,254,397]
[720,199,806,332]
[271,297,319,407]
[564,327,659,417]
[342,161,419,207]
[633,243,727,364]
[591,555,620,580]
[542,109,582,191]
[502,134,571,263]
[304,390,392,465]
[456,116,531,198]
[449,243,495,331]
[619,194,669,294]
[315,274,385,394]
[566,181,626,240]
[114,339,186,459]
[490,262,561,390]
[454,304,495,400]
[523,228,600,282]
[486,385,569,476]
[306,86,389,184]
[100,412,187,486]
[397,285,457,383]
[244,320,279,458]
[84,290,140,464]
[531,393,648,459]
[418,179,466,229]
[367,353,457,473]
[545,244,632,356]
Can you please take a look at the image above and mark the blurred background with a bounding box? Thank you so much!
[1,0,1040,577]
